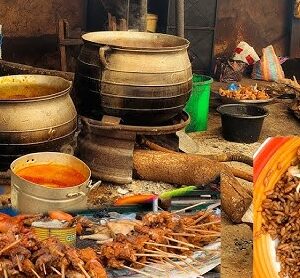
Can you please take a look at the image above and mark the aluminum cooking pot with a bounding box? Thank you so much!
[10,152,101,214]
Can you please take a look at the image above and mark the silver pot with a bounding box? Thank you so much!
[10,152,100,214]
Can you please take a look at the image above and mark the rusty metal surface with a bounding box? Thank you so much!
[78,125,136,184]
[80,112,190,135]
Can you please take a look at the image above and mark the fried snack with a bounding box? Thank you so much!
[219,85,270,100]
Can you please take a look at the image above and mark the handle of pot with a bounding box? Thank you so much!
[66,192,85,198]
[87,180,102,191]
[99,45,111,68]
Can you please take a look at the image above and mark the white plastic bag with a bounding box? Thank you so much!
[233,41,260,65]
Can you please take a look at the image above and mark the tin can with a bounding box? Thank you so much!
[32,226,77,246]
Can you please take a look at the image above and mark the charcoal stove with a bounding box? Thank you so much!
[77,112,190,184]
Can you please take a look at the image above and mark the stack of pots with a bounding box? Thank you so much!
[73,31,193,125]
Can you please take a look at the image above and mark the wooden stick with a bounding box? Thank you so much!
[134,261,165,272]
[122,265,155,278]
[180,259,202,275]
[61,264,65,278]
[163,236,196,249]
[190,220,221,227]
[164,257,189,274]
[147,258,171,270]
[3,269,8,278]
[51,266,62,275]
[193,212,210,225]
[31,268,42,278]
[181,260,202,276]
[136,253,187,259]
[16,255,22,272]
[77,263,91,278]
[185,228,220,235]
[152,248,189,260]
[190,233,220,238]
[145,242,190,251]
[169,232,196,237]
[155,248,187,260]
[144,248,186,258]
[173,202,206,214]
[0,239,22,255]
[185,228,220,234]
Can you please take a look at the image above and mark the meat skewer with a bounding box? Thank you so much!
[145,242,189,251]
[133,261,165,272]
[0,209,220,277]
[0,239,22,255]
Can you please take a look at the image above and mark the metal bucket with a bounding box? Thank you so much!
[10,152,100,214]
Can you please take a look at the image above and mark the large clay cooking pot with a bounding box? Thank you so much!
[75,31,192,125]
[0,75,77,169]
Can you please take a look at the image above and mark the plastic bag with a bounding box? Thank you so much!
[233,41,260,65]
[214,57,247,82]
[252,45,285,81]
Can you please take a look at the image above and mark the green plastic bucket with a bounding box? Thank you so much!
[185,74,213,133]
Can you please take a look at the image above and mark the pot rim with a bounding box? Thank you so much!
[10,152,91,191]
[82,31,190,51]
[0,75,72,103]
[216,104,269,119]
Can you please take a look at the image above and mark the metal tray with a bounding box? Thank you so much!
[212,91,276,105]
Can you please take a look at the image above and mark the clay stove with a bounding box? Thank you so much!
[77,112,190,184]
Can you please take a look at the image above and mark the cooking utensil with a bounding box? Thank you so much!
[0,75,77,169]
[217,104,269,143]
[10,152,100,214]
[74,31,192,124]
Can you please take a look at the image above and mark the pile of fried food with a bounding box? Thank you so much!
[219,84,270,100]
[0,209,221,278]
[261,149,300,278]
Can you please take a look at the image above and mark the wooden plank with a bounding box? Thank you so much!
[290,17,300,58]
[58,19,67,72]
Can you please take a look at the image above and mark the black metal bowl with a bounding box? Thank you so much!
[217,104,269,143]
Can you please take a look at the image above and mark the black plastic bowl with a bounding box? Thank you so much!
[217,104,269,143]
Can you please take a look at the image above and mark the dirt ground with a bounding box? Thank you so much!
[0,78,298,277]
[88,79,299,278]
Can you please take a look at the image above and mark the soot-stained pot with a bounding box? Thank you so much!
[0,75,77,169]
[74,31,192,125]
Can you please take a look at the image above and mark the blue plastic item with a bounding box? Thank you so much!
[228,83,240,91]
